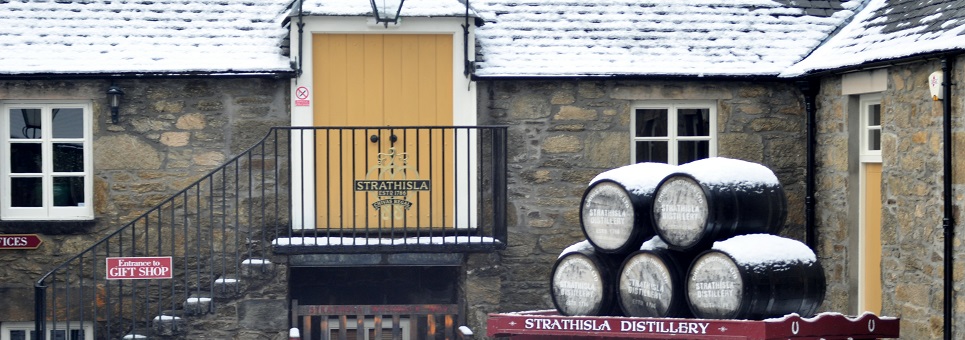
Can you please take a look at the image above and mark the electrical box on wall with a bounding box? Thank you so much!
[929,71,944,101]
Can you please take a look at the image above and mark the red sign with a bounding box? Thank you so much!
[487,311,900,339]
[106,257,173,280]
[0,234,43,249]
[295,86,310,106]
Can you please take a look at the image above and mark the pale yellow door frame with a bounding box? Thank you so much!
[312,33,455,230]
[858,93,882,314]
[288,16,478,231]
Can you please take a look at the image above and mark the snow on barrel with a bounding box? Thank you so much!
[651,157,787,251]
[617,236,695,318]
[550,241,622,316]
[580,162,676,254]
[685,234,826,320]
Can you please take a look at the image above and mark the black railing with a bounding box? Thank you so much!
[34,126,507,340]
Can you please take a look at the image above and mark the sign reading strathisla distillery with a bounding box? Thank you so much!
[354,180,431,211]
[106,257,173,280]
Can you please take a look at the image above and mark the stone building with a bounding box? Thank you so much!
[1,0,964,340]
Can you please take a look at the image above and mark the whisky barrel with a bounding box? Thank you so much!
[685,234,826,320]
[550,241,622,316]
[581,162,676,254]
[651,157,786,251]
[616,237,695,318]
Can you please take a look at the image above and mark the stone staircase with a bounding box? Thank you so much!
[120,257,276,339]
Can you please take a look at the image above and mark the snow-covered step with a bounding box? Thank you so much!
[184,295,213,315]
[240,258,273,278]
[213,275,242,299]
[152,314,184,336]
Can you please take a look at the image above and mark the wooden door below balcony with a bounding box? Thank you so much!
[312,34,454,232]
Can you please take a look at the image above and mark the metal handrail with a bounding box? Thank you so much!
[34,126,507,340]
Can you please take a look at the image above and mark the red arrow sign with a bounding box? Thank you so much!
[0,234,43,249]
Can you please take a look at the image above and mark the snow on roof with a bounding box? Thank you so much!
[0,0,292,75]
[471,0,859,77]
[782,0,965,77]
[301,0,475,17]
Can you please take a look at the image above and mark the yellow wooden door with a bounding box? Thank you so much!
[860,163,882,313]
[312,34,454,231]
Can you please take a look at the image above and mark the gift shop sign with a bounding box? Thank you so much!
[0,234,43,249]
[106,257,173,280]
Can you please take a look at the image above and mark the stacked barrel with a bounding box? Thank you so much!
[550,157,826,320]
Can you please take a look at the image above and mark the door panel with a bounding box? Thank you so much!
[312,34,453,231]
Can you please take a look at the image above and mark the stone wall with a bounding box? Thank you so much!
[812,55,965,339]
[0,77,290,333]
[465,78,809,332]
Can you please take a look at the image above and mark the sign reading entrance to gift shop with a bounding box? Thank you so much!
[106,256,173,280]
[354,147,431,221]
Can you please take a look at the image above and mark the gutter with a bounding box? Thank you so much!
[941,54,955,340]
[795,79,820,250]
[0,70,297,81]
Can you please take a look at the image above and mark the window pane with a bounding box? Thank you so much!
[54,177,85,207]
[52,330,66,340]
[11,143,42,173]
[10,108,42,139]
[868,104,881,126]
[677,108,710,137]
[869,129,881,151]
[635,141,668,163]
[12,177,43,207]
[70,329,85,340]
[54,143,85,172]
[635,109,667,137]
[10,330,27,340]
[678,140,710,164]
[52,108,84,138]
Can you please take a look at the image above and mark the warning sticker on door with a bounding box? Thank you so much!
[295,86,310,106]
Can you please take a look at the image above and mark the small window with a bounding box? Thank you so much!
[632,101,717,165]
[1,102,93,220]
[0,322,91,340]
[859,94,882,162]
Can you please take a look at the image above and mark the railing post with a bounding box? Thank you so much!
[34,282,46,340]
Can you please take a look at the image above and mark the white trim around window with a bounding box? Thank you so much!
[0,321,93,340]
[1,101,94,220]
[631,101,717,165]
[859,93,882,163]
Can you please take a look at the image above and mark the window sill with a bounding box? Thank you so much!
[0,219,97,235]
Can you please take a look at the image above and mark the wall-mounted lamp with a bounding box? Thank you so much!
[106,84,124,123]
[370,0,405,27]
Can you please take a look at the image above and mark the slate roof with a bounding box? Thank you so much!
[2,0,964,78]
[782,0,965,76]
[0,0,292,76]
[470,0,860,77]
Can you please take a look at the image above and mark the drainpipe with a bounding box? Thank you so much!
[941,55,955,340]
[296,0,305,78]
[796,79,820,249]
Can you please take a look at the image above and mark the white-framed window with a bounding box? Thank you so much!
[859,94,882,162]
[0,321,92,340]
[1,101,93,220]
[631,101,717,165]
